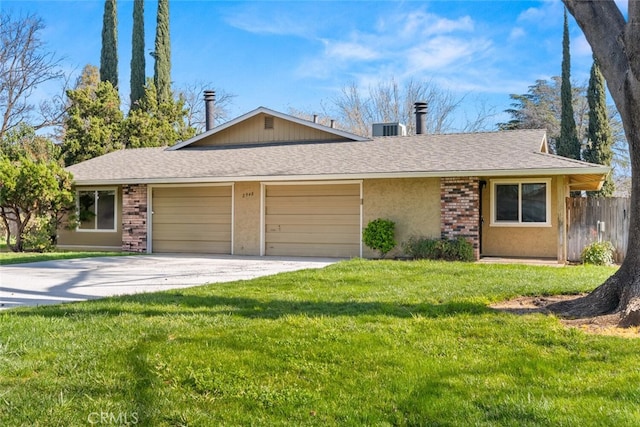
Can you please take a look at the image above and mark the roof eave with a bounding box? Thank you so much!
[71,166,610,186]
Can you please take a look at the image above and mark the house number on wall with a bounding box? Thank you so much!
[242,192,254,199]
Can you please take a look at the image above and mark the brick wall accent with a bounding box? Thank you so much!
[440,177,480,260]
[122,184,148,252]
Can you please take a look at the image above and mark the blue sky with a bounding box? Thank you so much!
[2,0,627,130]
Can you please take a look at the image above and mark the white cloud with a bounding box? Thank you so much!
[224,6,314,38]
[573,34,593,57]
[296,7,483,81]
[517,0,563,27]
[509,27,526,41]
[322,40,380,62]
[398,11,474,38]
[405,36,490,74]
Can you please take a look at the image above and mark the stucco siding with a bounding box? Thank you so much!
[363,178,441,258]
[234,181,261,255]
[481,176,558,258]
[57,186,123,250]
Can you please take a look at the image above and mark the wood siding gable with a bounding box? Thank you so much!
[190,113,350,147]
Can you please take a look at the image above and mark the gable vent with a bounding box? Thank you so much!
[264,116,274,129]
[372,123,406,137]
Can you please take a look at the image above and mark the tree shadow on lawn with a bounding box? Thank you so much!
[13,291,491,320]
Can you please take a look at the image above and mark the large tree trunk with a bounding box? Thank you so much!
[549,0,640,326]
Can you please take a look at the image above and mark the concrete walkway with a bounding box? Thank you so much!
[0,254,338,310]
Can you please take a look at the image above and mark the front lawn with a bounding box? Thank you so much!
[0,250,135,265]
[1,259,636,426]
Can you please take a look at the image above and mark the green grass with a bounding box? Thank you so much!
[1,259,636,426]
[0,250,135,265]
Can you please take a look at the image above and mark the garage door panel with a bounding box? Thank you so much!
[265,195,360,207]
[152,197,231,209]
[152,186,232,254]
[267,185,359,197]
[265,214,359,226]
[156,231,231,242]
[265,184,360,257]
[265,223,358,234]
[154,187,230,198]
[266,205,358,215]
[154,223,230,234]
[153,214,231,225]
[153,240,231,254]
[154,204,231,215]
[266,243,359,258]
[266,232,359,244]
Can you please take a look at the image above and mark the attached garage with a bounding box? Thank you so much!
[264,183,361,257]
[151,185,232,254]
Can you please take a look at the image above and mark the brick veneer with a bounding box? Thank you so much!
[122,184,148,252]
[440,177,480,260]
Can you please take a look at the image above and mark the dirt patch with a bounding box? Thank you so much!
[490,295,640,338]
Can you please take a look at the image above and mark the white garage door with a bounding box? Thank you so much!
[152,186,232,254]
[264,183,361,257]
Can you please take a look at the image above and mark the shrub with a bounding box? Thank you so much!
[22,216,57,253]
[581,241,615,265]
[403,236,474,262]
[363,218,396,258]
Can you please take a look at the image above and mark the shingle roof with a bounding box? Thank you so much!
[66,128,609,186]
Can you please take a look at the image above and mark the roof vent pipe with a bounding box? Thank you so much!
[204,90,216,131]
[415,101,427,135]
[313,114,318,123]
[330,119,335,128]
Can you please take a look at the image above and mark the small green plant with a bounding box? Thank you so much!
[362,218,396,258]
[403,236,474,262]
[22,216,56,252]
[581,241,615,265]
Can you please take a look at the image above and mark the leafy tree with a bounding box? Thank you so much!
[62,65,123,165]
[556,9,581,160]
[0,11,65,139]
[153,0,171,105]
[100,0,118,87]
[122,79,195,148]
[130,0,145,109]
[500,78,563,139]
[0,155,74,252]
[584,58,615,197]
[1,123,62,163]
[549,0,640,327]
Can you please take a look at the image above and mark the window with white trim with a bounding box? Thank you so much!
[491,179,551,226]
[77,189,117,231]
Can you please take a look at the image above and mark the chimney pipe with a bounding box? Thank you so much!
[415,101,427,135]
[204,90,216,131]
[313,114,318,123]
[330,119,335,128]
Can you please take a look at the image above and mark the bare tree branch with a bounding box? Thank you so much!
[178,81,236,133]
[0,11,65,140]
[328,78,492,136]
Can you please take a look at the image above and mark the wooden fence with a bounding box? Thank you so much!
[566,197,630,263]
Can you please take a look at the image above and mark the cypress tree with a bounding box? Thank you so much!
[584,58,615,197]
[99,0,118,87]
[556,8,580,160]
[153,0,171,105]
[130,0,145,109]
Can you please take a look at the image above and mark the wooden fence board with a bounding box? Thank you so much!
[567,197,630,263]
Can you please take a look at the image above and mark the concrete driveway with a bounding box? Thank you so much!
[0,254,338,310]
